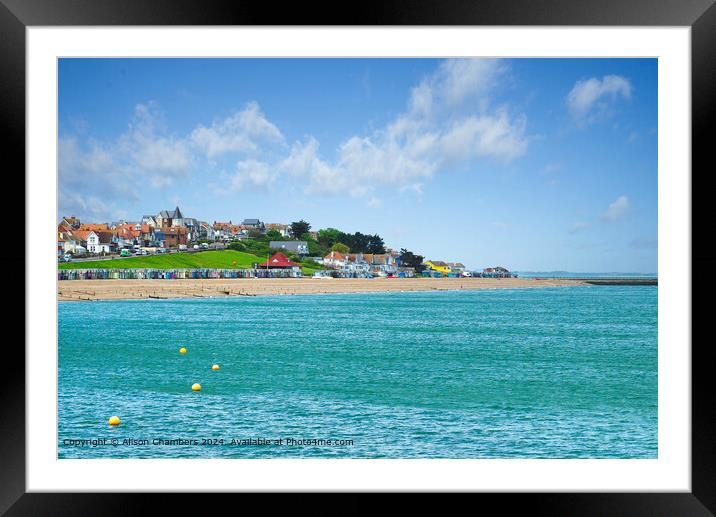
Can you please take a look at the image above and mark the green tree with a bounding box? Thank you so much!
[307,240,326,256]
[290,220,311,238]
[317,227,341,247]
[399,248,425,272]
[336,231,385,253]
[228,241,246,252]
[265,229,283,241]
[366,234,386,254]
[331,242,350,254]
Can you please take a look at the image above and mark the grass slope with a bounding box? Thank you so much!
[58,249,322,276]
[59,250,263,270]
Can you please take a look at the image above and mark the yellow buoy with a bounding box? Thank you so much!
[191,383,202,391]
[108,415,121,426]
[212,364,220,371]
[179,347,187,354]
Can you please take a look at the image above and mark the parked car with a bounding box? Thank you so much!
[193,244,200,249]
[200,243,209,249]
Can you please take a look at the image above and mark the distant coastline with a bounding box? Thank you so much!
[514,271,658,279]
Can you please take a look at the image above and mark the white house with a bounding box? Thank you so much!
[86,231,113,254]
[323,251,347,269]
[86,231,99,253]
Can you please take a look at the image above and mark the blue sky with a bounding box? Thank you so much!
[58,58,657,272]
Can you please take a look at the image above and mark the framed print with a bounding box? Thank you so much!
[3,0,715,513]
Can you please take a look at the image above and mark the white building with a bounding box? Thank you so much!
[270,241,309,255]
[323,251,347,269]
[86,231,113,254]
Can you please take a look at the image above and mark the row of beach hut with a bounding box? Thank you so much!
[58,268,300,280]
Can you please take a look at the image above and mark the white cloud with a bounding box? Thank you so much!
[409,81,433,116]
[400,183,424,196]
[280,137,328,177]
[59,136,138,221]
[190,102,283,158]
[150,176,174,188]
[412,59,505,113]
[279,59,527,197]
[230,159,275,191]
[59,137,124,183]
[127,133,191,173]
[59,190,116,222]
[123,102,192,173]
[437,59,505,106]
[280,132,438,197]
[568,221,591,234]
[60,59,530,219]
[440,110,528,163]
[59,102,197,220]
[601,195,630,221]
[566,75,632,123]
[367,196,383,208]
[60,100,287,220]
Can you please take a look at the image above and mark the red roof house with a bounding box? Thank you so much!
[258,252,300,269]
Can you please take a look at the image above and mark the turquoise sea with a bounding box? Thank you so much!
[58,286,657,459]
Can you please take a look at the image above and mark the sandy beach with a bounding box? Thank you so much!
[57,277,587,301]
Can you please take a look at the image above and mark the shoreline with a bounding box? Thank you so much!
[58,277,589,301]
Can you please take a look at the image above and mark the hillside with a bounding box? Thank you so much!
[58,250,322,275]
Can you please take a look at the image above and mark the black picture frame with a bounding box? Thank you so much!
[2,0,713,513]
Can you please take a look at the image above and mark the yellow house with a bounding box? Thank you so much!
[424,260,452,274]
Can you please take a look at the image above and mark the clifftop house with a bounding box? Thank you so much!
[270,241,309,255]
[242,218,265,231]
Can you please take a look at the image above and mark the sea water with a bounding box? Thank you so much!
[58,286,657,458]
